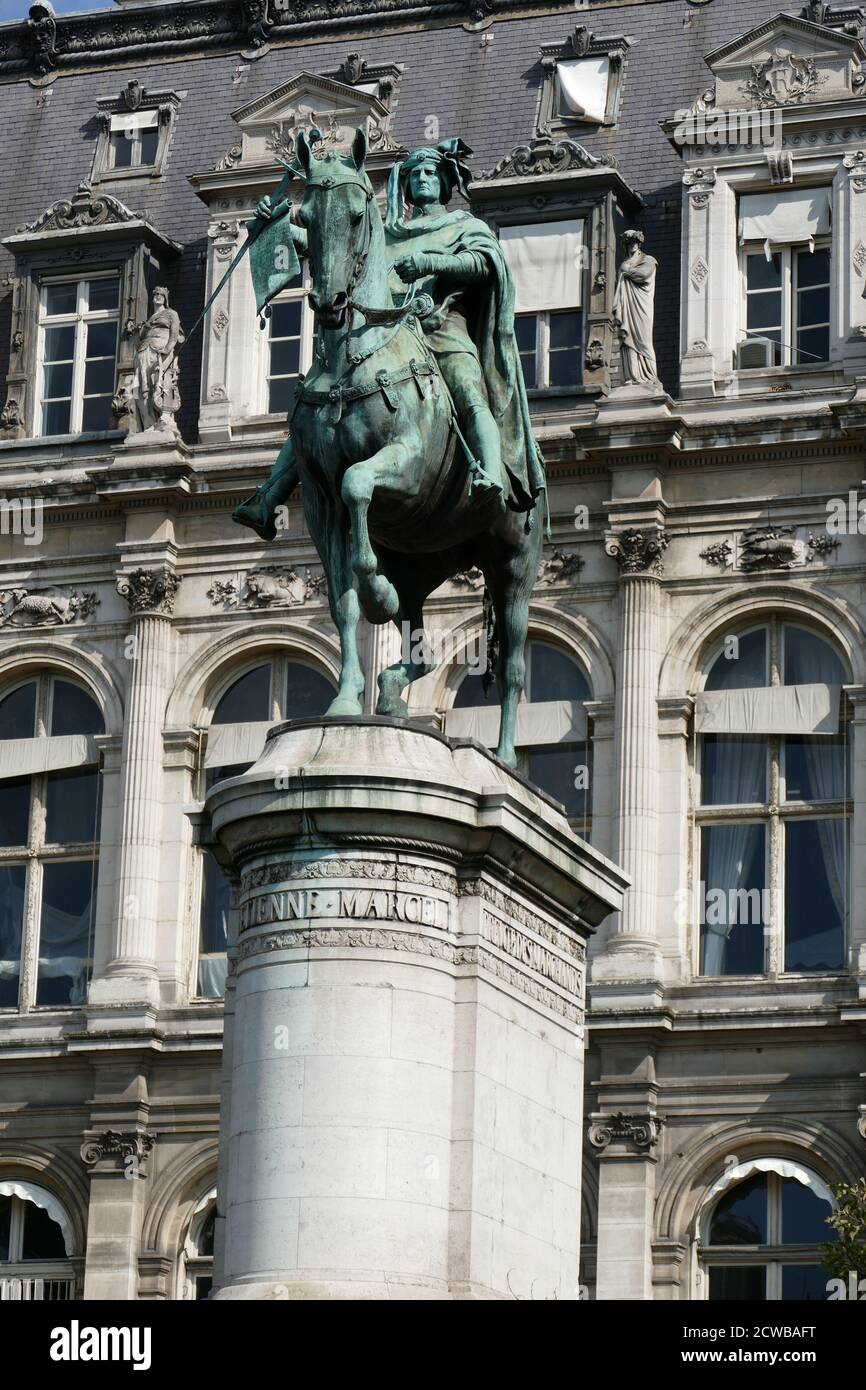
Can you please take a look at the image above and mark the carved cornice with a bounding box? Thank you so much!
[80,1129,154,1171]
[605,528,669,577]
[477,135,615,181]
[16,182,141,236]
[117,566,181,615]
[587,1111,664,1152]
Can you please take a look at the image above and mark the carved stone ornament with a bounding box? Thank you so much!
[478,135,614,181]
[336,51,367,85]
[451,566,485,590]
[585,338,607,371]
[540,548,584,583]
[18,181,141,236]
[700,539,733,568]
[738,526,803,571]
[80,1130,154,1169]
[587,1112,664,1152]
[806,532,841,560]
[239,0,273,50]
[741,49,829,106]
[117,567,181,615]
[27,0,56,77]
[0,587,99,628]
[207,566,326,609]
[605,528,669,576]
[0,398,22,430]
[213,144,243,172]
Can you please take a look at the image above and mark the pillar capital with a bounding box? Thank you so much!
[605,527,669,578]
[116,565,181,616]
[588,1110,665,1157]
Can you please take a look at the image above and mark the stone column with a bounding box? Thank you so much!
[80,1127,153,1301]
[847,687,866,998]
[90,566,179,1010]
[593,529,666,998]
[588,1110,663,1301]
[205,718,627,1301]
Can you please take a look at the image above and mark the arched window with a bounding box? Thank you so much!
[700,1163,835,1301]
[0,1183,74,1300]
[446,640,592,831]
[180,1189,216,1300]
[696,620,849,977]
[195,655,335,998]
[0,674,104,1012]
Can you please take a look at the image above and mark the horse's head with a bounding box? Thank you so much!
[296,127,373,329]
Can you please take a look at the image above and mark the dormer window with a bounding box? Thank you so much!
[91,82,182,183]
[538,27,631,135]
[108,111,160,172]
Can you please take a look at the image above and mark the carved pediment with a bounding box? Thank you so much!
[16,181,142,235]
[704,12,866,109]
[229,71,396,167]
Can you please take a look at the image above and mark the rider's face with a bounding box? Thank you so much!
[407,163,442,207]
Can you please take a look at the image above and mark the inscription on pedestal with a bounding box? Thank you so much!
[240,884,448,932]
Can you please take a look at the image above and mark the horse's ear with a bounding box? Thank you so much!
[351,125,367,171]
[296,130,314,174]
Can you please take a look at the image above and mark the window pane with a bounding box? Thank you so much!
[549,310,581,352]
[86,321,117,358]
[195,1275,213,1300]
[268,379,295,415]
[514,315,537,353]
[36,860,95,1007]
[797,247,830,288]
[709,1173,768,1244]
[205,761,252,792]
[140,129,159,165]
[781,1265,827,1300]
[528,643,590,703]
[784,819,845,971]
[782,1179,833,1245]
[42,399,71,435]
[0,682,36,739]
[701,736,766,806]
[112,133,133,167]
[44,283,78,316]
[0,1194,10,1259]
[784,735,846,802]
[87,278,120,312]
[83,358,115,396]
[708,1266,767,1300]
[43,362,73,398]
[527,742,589,820]
[797,287,829,328]
[548,347,582,388]
[81,396,113,433]
[44,325,75,361]
[50,680,104,737]
[198,853,229,999]
[796,326,829,364]
[453,671,497,709]
[705,629,767,691]
[212,665,271,725]
[45,768,101,844]
[283,663,335,721]
[747,253,782,291]
[21,1202,67,1261]
[747,292,783,331]
[269,339,300,379]
[270,300,302,338]
[0,779,30,847]
[700,823,766,975]
[0,865,26,1008]
[783,628,846,687]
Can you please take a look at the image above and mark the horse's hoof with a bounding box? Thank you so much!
[325,695,364,717]
[376,695,410,719]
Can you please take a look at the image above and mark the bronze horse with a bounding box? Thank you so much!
[248,129,543,766]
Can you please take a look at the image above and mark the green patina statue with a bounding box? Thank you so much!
[232,129,546,766]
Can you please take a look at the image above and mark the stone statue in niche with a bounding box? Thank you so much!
[130,286,185,438]
[612,229,660,389]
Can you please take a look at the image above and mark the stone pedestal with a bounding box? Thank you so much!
[203,718,627,1301]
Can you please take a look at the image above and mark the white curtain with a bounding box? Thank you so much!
[704,735,765,805]
[203,722,272,769]
[738,187,832,259]
[0,735,97,778]
[0,1180,74,1256]
[695,684,840,735]
[197,957,227,999]
[110,110,157,132]
[0,867,24,990]
[701,823,763,975]
[556,57,610,123]
[444,699,587,747]
[500,221,584,313]
[700,1158,834,1215]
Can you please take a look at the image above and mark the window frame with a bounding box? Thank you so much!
[0,673,103,1013]
[35,272,120,438]
[516,307,585,391]
[693,619,850,980]
[739,236,832,370]
[257,271,316,418]
[699,1170,833,1302]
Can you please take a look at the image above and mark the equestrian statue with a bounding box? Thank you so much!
[231,128,546,766]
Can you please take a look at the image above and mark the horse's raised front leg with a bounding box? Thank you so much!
[341,443,413,625]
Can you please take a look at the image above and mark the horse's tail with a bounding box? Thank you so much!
[481,585,499,696]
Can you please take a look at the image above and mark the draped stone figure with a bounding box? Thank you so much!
[131,286,185,435]
[612,229,659,388]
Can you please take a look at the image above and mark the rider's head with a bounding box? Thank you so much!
[398,139,473,211]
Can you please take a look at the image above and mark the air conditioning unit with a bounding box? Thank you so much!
[737,336,775,370]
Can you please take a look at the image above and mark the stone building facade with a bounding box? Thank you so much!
[0,0,865,1300]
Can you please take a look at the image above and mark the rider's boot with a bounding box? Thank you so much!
[233,443,299,541]
[462,409,507,511]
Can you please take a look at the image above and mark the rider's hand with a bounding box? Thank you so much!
[394,254,423,284]
[255,195,274,222]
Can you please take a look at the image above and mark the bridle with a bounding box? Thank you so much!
[303,170,375,321]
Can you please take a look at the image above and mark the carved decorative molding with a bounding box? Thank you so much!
[27,1,56,78]
[739,526,801,571]
[117,567,181,615]
[239,0,273,50]
[585,337,606,371]
[690,256,709,292]
[242,857,456,894]
[605,528,669,577]
[451,566,485,591]
[587,1111,664,1152]
[539,547,584,583]
[80,1129,154,1169]
[478,135,615,182]
[741,51,829,107]
[0,587,99,628]
[206,565,326,609]
[806,532,842,559]
[17,182,142,235]
[700,539,733,568]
